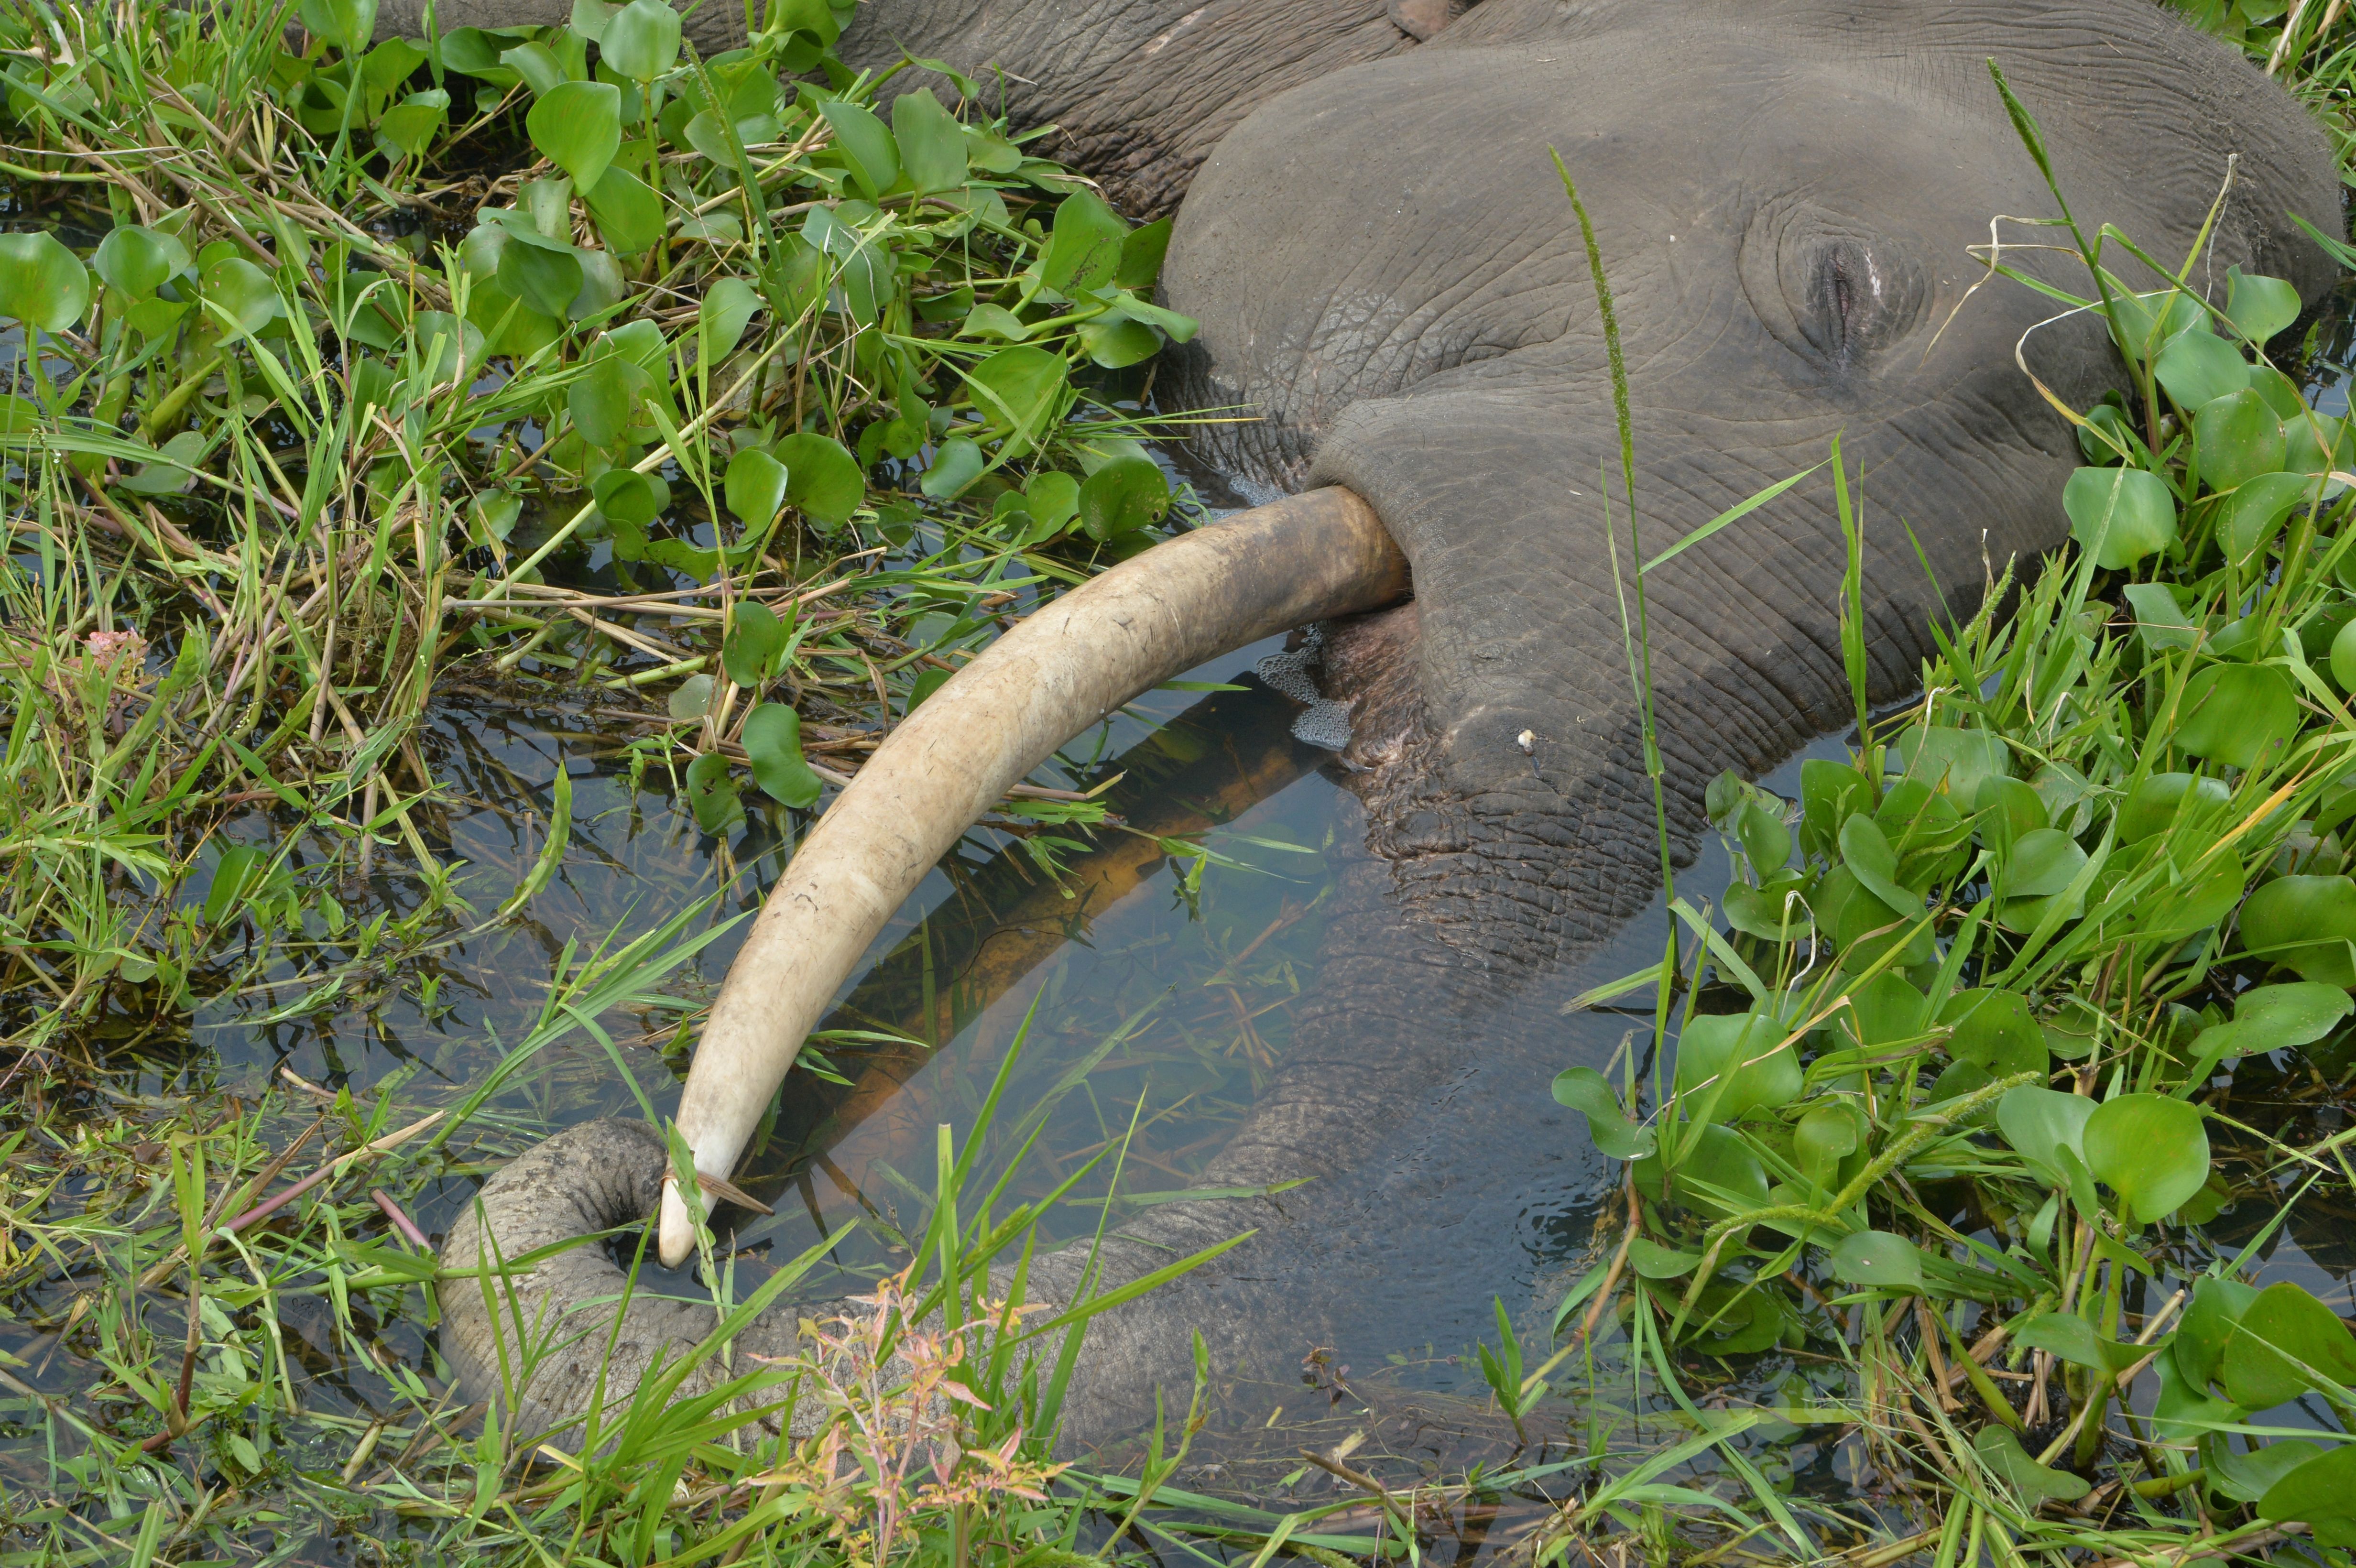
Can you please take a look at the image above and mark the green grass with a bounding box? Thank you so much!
[8,0,2356,1563]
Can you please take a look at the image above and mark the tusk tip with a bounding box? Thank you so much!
[656,1182,695,1269]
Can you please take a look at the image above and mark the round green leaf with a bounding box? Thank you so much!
[1042,186,1126,297]
[2219,470,2317,564]
[584,165,664,257]
[818,99,899,200]
[698,276,761,371]
[589,466,669,526]
[2232,981,2353,1049]
[725,447,788,529]
[1079,314,1163,369]
[1998,1085,2094,1188]
[2082,1092,2209,1223]
[1078,454,1171,540]
[299,0,377,53]
[892,87,968,197]
[2196,387,2288,491]
[1663,1123,1769,1218]
[410,310,485,381]
[0,231,90,333]
[1829,1230,1924,1294]
[2155,327,2248,412]
[2227,1282,2356,1411]
[2330,615,2356,695]
[963,346,1069,456]
[2241,874,2356,986]
[495,238,583,321]
[772,432,864,529]
[197,255,282,339]
[1941,988,2046,1078]
[1024,470,1080,534]
[1674,1009,1801,1122]
[2175,662,2298,771]
[92,225,188,301]
[598,0,679,79]
[683,751,743,834]
[528,80,623,195]
[2258,1444,2356,1545]
[722,602,787,689]
[920,436,987,500]
[1549,1066,1652,1161]
[2062,465,2177,569]
[570,353,645,451]
[2120,772,2232,843]
[1971,1425,2091,1502]
[376,89,449,158]
[2227,266,2303,345]
[741,701,824,808]
[1897,724,2009,803]
[667,671,714,721]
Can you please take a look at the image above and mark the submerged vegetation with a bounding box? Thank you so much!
[5,0,2356,1563]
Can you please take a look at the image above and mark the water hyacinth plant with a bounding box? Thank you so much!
[1525,57,2356,1565]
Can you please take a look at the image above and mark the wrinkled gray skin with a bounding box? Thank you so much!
[427,0,2343,1450]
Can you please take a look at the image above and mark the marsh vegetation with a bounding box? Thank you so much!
[7,0,2356,1564]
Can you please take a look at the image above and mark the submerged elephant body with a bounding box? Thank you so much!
[433,0,2343,1448]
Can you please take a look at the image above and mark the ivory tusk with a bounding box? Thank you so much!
[657,486,1406,1265]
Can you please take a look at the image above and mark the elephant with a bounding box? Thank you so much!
[427,0,2345,1452]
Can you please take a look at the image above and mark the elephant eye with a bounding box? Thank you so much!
[1803,240,1896,364]
[1742,203,1928,373]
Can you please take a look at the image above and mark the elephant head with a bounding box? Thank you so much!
[436,0,2343,1449]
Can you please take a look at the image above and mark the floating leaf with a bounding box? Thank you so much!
[683,751,742,834]
[495,238,583,321]
[1625,1237,1699,1278]
[2241,874,2356,986]
[2082,1092,2208,1223]
[2259,1444,2356,1546]
[597,0,679,79]
[2196,387,2288,490]
[742,702,823,808]
[570,352,646,450]
[722,602,787,689]
[2218,471,2316,564]
[1971,1425,2091,1502]
[2119,772,2232,843]
[2155,327,2249,411]
[1119,217,1173,291]
[0,231,91,333]
[1078,454,1169,540]
[2015,1311,2141,1372]
[1042,185,1127,297]
[92,226,188,301]
[725,447,788,528]
[920,436,987,500]
[1896,725,2008,803]
[2183,982,2352,1084]
[589,466,669,527]
[698,276,760,372]
[1550,1067,1652,1161]
[2226,1282,2356,1410]
[1998,1085,2094,1188]
[1836,812,1918,915]
[1795,1102,1861,1190]
[199,255,282,339]
[2226,266,2303,345]
[584,166,664,257]
[2062,465,2177,569]
[893,87,967,196]
[772,432,864,529]
[818,99,899,200]
[1941,988,2046,1079]
[1829,1230,1924,1294]
[1675,1009,1801,1122]
[528,80,623,194]
[299,0,377,53]
[2175,662,2297,771]
[963,347,1068,455]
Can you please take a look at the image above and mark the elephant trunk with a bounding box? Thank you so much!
[657,487,1407,1267]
